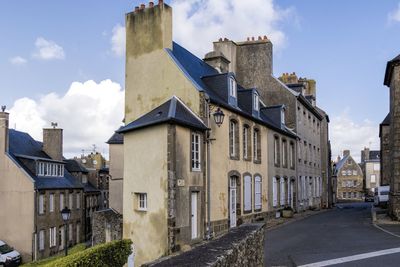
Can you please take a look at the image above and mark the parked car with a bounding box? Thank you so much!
[0,240,21,266]
[374,186,390,207]
[364,193,374,202]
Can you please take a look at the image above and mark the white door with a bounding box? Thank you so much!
[191,192,198,239]
[230,177,237,228]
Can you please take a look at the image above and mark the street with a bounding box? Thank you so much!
[265,203,400,267]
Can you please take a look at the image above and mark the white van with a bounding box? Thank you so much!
[0,240,21,266]
[374,185,390,207]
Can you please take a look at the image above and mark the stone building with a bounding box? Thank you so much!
[360,148,380,193]
[334,150,364,201]
[0,110,84,263]
[120,2,300,265]
[379,113,390,186]
[383,54,400,219]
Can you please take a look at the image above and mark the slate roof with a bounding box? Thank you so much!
[64,159,89,173]
[381,113,390,126]
[107,129,124,144]
[334,155,350,173]
[384,54,400,86]
[368,151,380,161]
[118,96,208,133]
[8,129,83,190]
[164,42,297,139]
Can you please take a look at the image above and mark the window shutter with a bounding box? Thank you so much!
[273,177,277,207]
[254,176,261,210]
[280,179,285,206]
[244,175,252,211]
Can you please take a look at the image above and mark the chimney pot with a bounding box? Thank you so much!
[247,37,250,41]
[140,4,145,9]
[134,6,139,12]
[224,37,228,41]
[263,35,268,40]
[258,36,262,40]
[219,38,223,42]
[149,2,154,7]
[251,36,255,41]
[158,0,163,5]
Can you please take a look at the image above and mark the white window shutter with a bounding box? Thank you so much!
[280,179,285,206]
[273,177,277,207]
[244,175,252,211]
[254,176,261,210]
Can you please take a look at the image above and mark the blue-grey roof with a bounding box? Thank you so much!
[65,159,89,173]
[8,129,83,190]
[381,113,390,125]
[107,129,124,144]
[368,151,380,161]
[334,155,349,173]
[118,96,208,133]
[166,42,296,138]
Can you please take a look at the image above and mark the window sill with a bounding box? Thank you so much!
[253,160,261,165]
[243,210,252,214]
[136,209,147,212]
[230,156,240,161]
[191,168,202,172]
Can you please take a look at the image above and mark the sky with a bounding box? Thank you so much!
[1,0,400,161]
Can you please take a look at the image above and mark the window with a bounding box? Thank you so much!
[37,162,64,177]
[281,109,285,125]
[352,170,357,176]
[273,177,278,207]
[49,194,54,213]
[342,170,346,176]
[60,193,64,210]
[253,128,260,162]
[289,142,295,169]
[253,93,259,111]
[371,174,376,183]
[69,224,73,241]
[229,120,239,158]
[353,180,357,187]
[274,136,280,166]
[244,175,252,212]
[282,139,288,168]
[191,132,201,171]
[82,175,87,184]
[280,178,286,206]
[39,194,45,214]
[76,223,81,243]
[69,193,73,209]
[243,125,250,160]
[374,163,380,171]
[254,176,262,210]
[76,193,81,210]
[342,192,346,198]
[49,227,57,248]
[347,170,352,176]
[229,77,237,98]
[39,230,45,251]
[136,193,147,211]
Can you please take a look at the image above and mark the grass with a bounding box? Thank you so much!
[21,243,86,266]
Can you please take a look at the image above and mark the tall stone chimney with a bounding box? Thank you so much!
[343,150,350,158]
[125,0,173,123]
[43,124,63,161]
[203,51,230,73]
[0,106,9,154]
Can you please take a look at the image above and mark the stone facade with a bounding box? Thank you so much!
[384,54,400,219]
[334,150,364,201]
[360,148,380,193]
[92,209,122,246]
[380,114,390,186]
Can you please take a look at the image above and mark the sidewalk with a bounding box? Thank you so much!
[266,208,328,230]
[371,206,400,237]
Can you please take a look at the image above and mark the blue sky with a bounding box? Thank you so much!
[1,0,400,160]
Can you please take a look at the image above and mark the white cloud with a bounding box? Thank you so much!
[171,0,294,56]
[9,80,124,159]
[33,37,65,60]
[111,24,125,57]
[9,56,27,66]
[388,3,400,23]
[110,0,294,58]
[330,110,379,163]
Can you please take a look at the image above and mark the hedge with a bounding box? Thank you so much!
[45,239,132,267]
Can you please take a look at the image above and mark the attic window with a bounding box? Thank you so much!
[281,109,285,125]
[229,77,237,98]
[253,93,259,111]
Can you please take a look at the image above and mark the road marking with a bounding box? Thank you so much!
[298,247,400,267]
[373,223,400,238]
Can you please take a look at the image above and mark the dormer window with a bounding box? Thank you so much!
[281,109,285,125]
[37,161,64,177]
[253,93,259,111]
[229,77,237,98]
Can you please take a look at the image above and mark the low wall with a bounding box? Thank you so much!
[143,223,265,267]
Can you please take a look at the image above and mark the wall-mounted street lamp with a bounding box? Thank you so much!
[212,107,225,127]
[61,207,71,256]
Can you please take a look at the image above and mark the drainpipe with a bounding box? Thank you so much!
[206,97,212,240]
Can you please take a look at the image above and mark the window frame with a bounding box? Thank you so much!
[39,194,45,215]
[136,193,147,211]
[229,77,237,98]
[191,132,201,171]
[229,119,239,160]
[254,175,262,211]
[243,125,251,161]
[243,174,252,213]
[49,193,54,213]
[253,128,261,163]
[274,136,280,167]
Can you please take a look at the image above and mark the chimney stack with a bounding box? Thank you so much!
[43,123,63,161]
[0,106,9,154]
[149,1,154,8]
[343,150,350,158]
[140,4,145,10]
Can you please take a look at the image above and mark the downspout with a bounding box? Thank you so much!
[33,188,38,261]
[206,97,212,240]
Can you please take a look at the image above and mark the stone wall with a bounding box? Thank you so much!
[142,223,265,267]
[92,209,122,246]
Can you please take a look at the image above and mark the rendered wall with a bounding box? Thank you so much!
[109,143,124,214]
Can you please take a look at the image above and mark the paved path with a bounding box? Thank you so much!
[265,202,400,266]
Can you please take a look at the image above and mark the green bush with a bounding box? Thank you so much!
[45,239,132,267]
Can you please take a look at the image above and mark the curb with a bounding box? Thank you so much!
[266,209,329,231]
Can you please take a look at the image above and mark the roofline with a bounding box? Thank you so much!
[384,57,400,86]
[14,154,66,164]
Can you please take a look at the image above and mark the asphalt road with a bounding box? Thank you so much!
[265,202,400,267]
